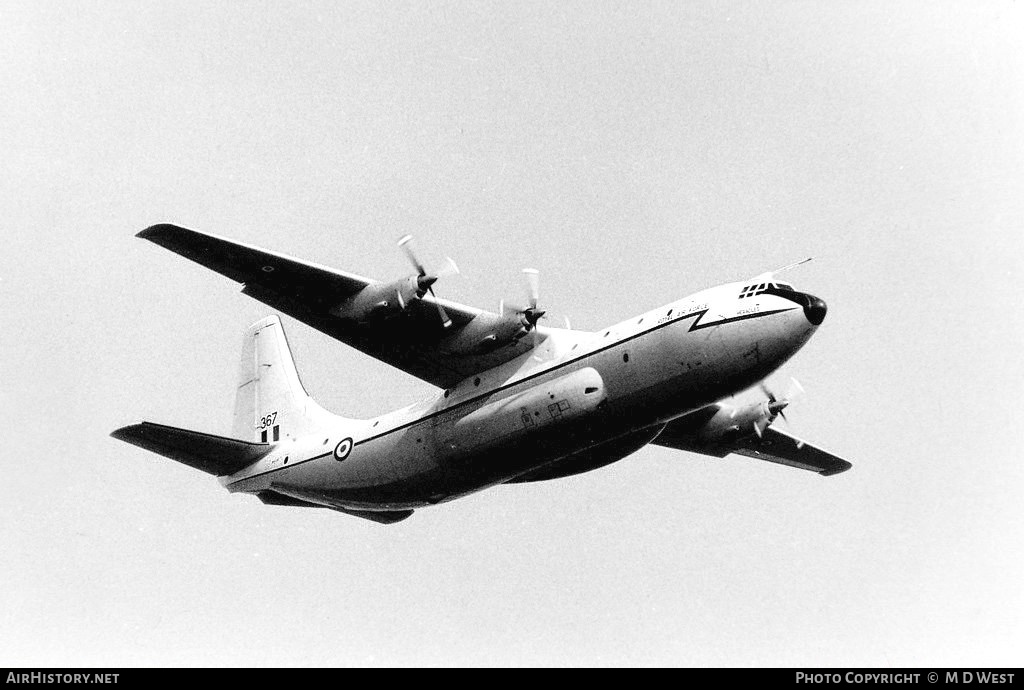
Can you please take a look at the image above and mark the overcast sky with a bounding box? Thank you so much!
[1,1,1021,667]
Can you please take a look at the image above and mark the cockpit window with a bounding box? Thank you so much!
[742,281,797,298]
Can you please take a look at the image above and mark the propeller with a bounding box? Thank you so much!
[758,377,806,446]
[520,268,546,349]
[397,235,459,328]
[498,268,548,349]
[521,268,545,323]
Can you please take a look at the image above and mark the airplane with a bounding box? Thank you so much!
[112,224,851,524]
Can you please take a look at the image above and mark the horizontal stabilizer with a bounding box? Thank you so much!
[111,422,270,476]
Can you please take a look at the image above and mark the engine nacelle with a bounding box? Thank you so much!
[439,312,531,354]
[693,401,772,444]
[330,276,425,322]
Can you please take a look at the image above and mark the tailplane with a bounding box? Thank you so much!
[113,315,350,477]
[232,315,345,443]
[111,422,269,476]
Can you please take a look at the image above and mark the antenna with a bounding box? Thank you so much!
[771,257,813,276]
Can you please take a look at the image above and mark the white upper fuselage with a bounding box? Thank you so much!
[220,278,823,510]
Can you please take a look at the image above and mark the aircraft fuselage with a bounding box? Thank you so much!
[221,281,823,510]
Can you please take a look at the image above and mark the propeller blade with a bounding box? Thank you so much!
[397,234,427,276]
[759,376,807,438]
[522,268,539,310]
[438,256,460,279]
[428,287,452,328]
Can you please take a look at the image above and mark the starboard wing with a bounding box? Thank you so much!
[138,224,538,388]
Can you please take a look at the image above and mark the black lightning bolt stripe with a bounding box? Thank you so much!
[688,308,796,331]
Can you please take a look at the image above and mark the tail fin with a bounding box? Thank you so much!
[232,315,345,442]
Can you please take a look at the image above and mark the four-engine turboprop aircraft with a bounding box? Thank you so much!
[112,224,851,524]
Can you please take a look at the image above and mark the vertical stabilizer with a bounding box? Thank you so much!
[232,315,344,442]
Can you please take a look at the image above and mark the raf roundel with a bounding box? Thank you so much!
[333,437,354,461]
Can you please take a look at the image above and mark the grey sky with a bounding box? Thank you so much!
[1,1,1021,666]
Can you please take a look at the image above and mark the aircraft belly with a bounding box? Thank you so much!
[432,367,610,497]
[506,424,666,483]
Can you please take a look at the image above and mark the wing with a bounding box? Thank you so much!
[138,224,537,388]
[653,415,852,476]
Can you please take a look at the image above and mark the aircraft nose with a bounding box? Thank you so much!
[803,294,827,325]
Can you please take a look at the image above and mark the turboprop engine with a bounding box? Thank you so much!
[330,235,458,325]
